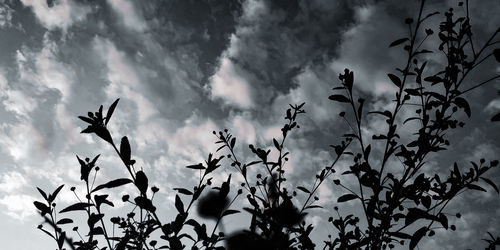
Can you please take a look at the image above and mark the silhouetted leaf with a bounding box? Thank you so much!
[58,231,65,249]
[60,202,92,213]
[120,136,131,164]
[491,113,500,122]
[273,138,281,151]
[57,218,73,225]
[405,208,431,226]
[105,98,119,125]
[388,74,401,87]
[95,194,114,209]
[230,137,236,149]
[297,186,310,193]
[467,184,487,192]
[438,213,448,229]
[92,178,133,193]
[78,116,94,124]
[173,188,193,195]
[88,226,104,236]
[37,187,48,201]
[389,38,409,47]
[494,49,500,63]
[305,205,323,210]
[364,144,371,161]
[38,225,55,239]
[454,97,471,117]
[421,196,431,209]
[135,171,148,195]
[134,196,156,212]
[410,227,427,250]
[480,177,499,193]
[88,213,104,228]
[387,231,412,239]
[337,194,357,202]
[329,94,350,103]
[368,110,392,119]
[34,201,50,215]
[175,195,185,214]
[49,184,64,203]
[222,209,240,217]
[186,163,205,170]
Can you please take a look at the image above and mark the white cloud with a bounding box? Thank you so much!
[230,115,256,145]
[0,123,46,161]
[107,0,147,32]
[0,194,37,220]
[0,171,34,220]
[209,56,254,109]
[20,0,91,30]
[0,171,28,193]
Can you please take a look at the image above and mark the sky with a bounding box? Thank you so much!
[0,0,499,249]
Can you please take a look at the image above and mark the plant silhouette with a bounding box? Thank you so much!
[34,0,500,249]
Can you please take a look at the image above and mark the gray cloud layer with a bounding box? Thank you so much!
[0,0,498,249]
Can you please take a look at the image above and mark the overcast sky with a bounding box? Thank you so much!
[0,0,499,249]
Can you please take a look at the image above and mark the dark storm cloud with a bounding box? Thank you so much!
[208,0,361,109]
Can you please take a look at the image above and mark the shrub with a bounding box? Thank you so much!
[34,1,500,249]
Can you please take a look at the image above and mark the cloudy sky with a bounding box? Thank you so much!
[0,0,499,249]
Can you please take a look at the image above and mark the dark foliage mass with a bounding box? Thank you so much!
[34,1,500,249]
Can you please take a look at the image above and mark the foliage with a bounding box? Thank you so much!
[34,1,500,249]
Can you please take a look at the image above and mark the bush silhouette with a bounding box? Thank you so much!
[34,1,500,249]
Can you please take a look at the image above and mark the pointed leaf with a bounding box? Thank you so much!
[491,113,500,122]
[221,209,240,217]
[297,186,310,193]
[230,137,236,149]
[120,136,131,164]
[58,231,65,249]
[389,38,409,47]
[135,171,148,195]
[410,227,427,250]
[173,188,193,195]
[454,97,471,117]
[60,202,93,213]
[480,177,499,193]
[388,74,401,87]
[105,99,120,125]
[337,194,357,202]
[49,184,64,203]
[467,184,487,192]
[175,195,184,214]
[328,95,350,103]
[186,163,205,170]
[37,187,48,201]
[273,138,281,151]
[494,49,500,63]
[92,178,133,193]
[34,201,50,215]
[78,116,94,124]
[438,213,448,229]
[57,218,74,225]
